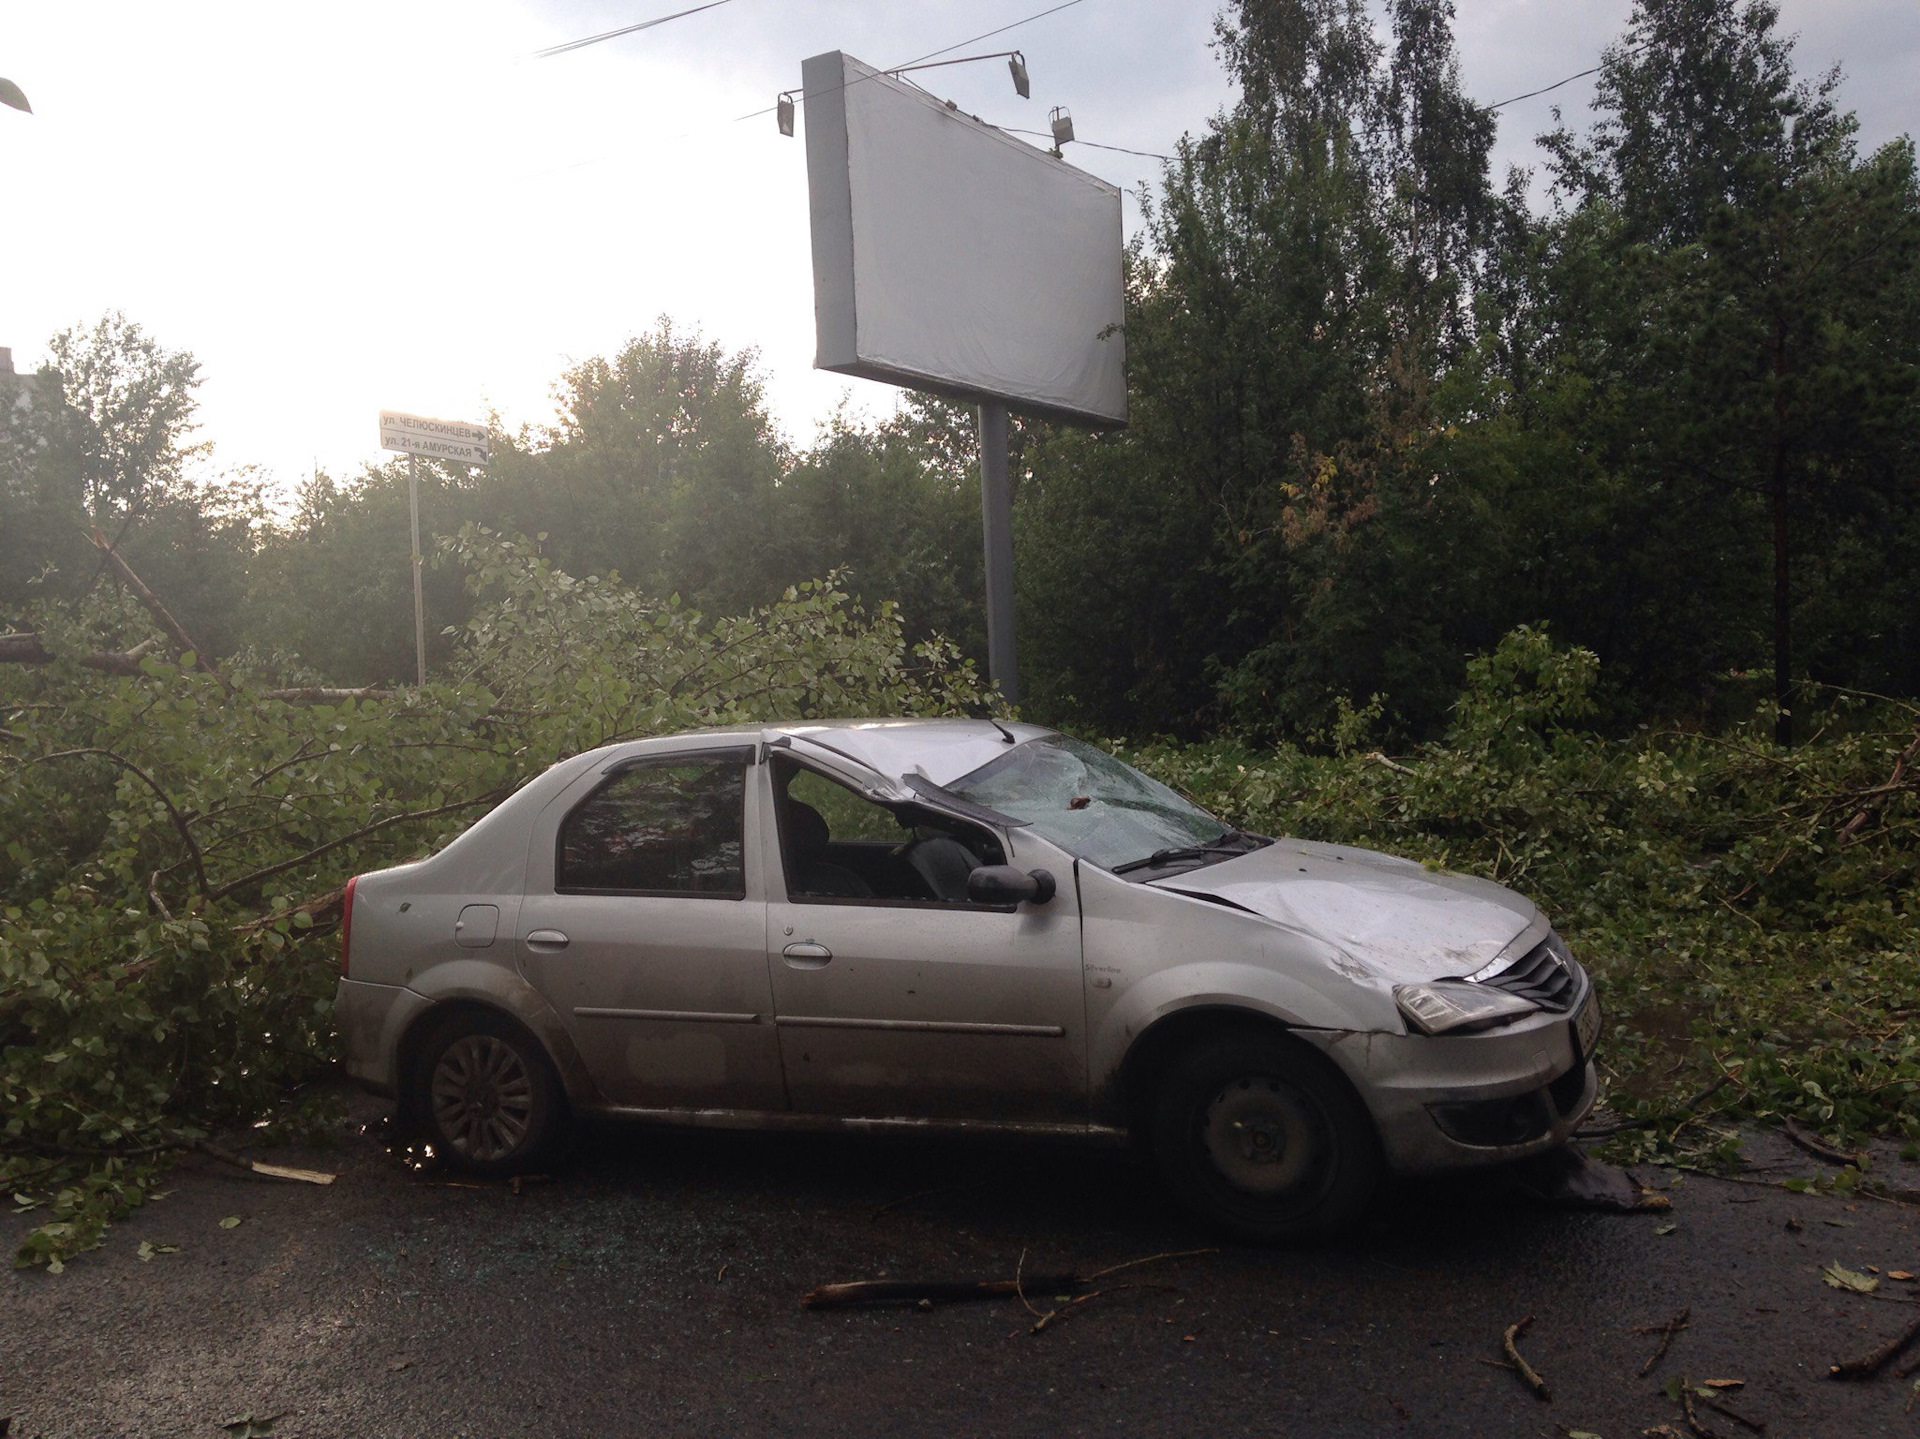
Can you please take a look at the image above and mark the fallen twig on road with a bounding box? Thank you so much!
[801,1247,1215,1314]
[195,1140,335,1186]
[1829,1310,1920,1380]
[1577,1075,1734,1138]
[805,1273,1079,1310]
[1637,1308,1692,1377]
[1693,1389,1765,1432]
[1781,1116,1865,1169]
[1502,1314,1550,1401]
[1028,1281,1180,1334]
[869,1169,1001,1222]
[1679,1382,1725,1438]
[1668,1163,1920,1212]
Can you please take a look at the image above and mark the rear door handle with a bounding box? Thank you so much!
[526,929,570,951]
[782,941,832,968]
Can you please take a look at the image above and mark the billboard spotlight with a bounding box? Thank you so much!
[1050,106,1074,147]
[777,92,796,136]
[1009,51,1030,99]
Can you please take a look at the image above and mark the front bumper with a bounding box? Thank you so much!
[1297,1000,1599,1174]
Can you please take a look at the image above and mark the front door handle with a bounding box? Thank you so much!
[526,929,570,951]
[782,941,832,969]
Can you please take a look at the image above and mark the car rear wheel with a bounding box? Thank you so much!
[409,1011,562,1175]
[1149,1033,1380,1243]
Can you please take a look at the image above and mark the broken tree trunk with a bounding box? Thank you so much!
[0,631,159,674]
[86,529,233,692]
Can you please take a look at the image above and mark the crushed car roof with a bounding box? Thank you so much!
[609,718,1056,789]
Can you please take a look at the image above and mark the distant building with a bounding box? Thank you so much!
[0,346,44,446]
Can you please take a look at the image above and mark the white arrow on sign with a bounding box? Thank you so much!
[379,410,490,466]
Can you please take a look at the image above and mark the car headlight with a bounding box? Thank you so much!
[1394,981,1540,1036]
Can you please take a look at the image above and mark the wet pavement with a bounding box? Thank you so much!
[6,1094,1919,1438]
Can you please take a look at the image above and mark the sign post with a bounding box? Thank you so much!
[379,411,490,686]
[800,51,1126,705]
[407,453,427,686]
[976,402,1018,701]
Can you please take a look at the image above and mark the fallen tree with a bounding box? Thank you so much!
[0,526,994,1269]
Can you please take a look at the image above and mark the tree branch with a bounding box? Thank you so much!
[258,685,397,703]
[86,528,233,693]
[0,631,160,674]
[14,747,209,898]
[205,788,508,901]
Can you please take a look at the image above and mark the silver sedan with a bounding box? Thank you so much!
[335,719,1599,1240]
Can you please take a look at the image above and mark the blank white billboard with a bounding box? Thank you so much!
[802,51,1127,428]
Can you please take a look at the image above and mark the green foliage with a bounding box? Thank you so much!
[241,333,993,688]
[7,0,1919,1266]
[0,531,991,1268]
[1119,627,1920,1156]
[1014,0,1920,744]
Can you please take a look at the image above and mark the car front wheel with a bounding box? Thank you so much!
[409,1011,563,1175]
[1149,1032,1380,1243]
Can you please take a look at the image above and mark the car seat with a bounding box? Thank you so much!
[783,800,873,899]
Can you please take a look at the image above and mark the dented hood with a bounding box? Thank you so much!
[1149,839,1541,984]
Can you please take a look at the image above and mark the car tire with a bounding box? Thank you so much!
[1149,1031,1380,1243]
[408,1010,564,1176]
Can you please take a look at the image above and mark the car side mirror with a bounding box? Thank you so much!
[967,865,1057,906]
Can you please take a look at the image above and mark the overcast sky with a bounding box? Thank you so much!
[2,1,1914,493]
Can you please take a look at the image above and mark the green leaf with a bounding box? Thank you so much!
[1823,1260,1879,1293]
[219,1215,242,1229]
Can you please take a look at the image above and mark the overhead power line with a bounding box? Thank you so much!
[535,0,736,59]
[1487,41,1651,111]
[1003,126,1169,161]
[737,0,1091,122]
[891,0,1089,71]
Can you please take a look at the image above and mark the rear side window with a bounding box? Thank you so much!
[557,757,746,897]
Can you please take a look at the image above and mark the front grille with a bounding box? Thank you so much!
[1481,933,1581,1013]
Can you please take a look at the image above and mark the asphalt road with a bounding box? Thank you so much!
[6,1094,1919,1438]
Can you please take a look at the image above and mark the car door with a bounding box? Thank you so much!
[761,756,1087,1123]
[517,743,786,1111]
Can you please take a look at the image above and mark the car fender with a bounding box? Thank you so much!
[405,959,603,1109]
[1090,956,1392,1096]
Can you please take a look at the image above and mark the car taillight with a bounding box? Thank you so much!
[340,874,359,978]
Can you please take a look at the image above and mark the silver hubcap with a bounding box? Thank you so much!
[430,1035,534,1162]
[1201,1076,1324,1196]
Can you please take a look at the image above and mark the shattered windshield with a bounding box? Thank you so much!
[947,735,1231,871]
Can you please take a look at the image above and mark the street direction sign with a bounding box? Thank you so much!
[378,410,490,466]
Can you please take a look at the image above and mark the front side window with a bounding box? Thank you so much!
[773,758,1003,904]
[557,757,746,896]
[947,735,1229,871]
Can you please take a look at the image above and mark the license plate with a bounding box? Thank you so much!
[1572,989,1602,1063]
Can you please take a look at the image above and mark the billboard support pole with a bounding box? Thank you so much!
[408,452,427,687]
[977,401,1018,703]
